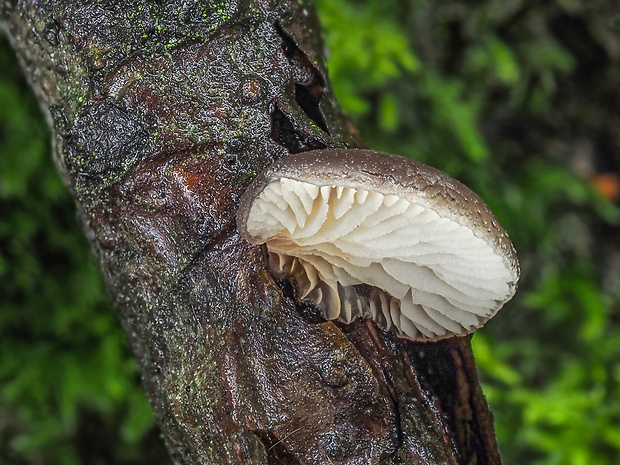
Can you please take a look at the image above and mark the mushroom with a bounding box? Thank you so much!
[236,148,519,341]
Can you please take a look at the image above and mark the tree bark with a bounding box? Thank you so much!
[1,1,502,463]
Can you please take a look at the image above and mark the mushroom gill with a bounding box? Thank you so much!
[237,149,519,342]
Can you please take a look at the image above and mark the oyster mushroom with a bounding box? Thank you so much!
[236,148,519,341]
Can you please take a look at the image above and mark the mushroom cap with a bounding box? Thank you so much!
[237,148,520,341]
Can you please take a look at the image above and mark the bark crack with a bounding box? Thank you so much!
[252,429,302,465]
[269,102,327,153]
[275,23,329,133]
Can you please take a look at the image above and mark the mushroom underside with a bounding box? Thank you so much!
[245,177,517,341]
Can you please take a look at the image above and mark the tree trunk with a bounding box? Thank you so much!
[1,1,502,463]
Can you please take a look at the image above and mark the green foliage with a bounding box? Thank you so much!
[0,39,158,464]
[317,1,620,464]
[2,1,620,464]
[316,0,418,115]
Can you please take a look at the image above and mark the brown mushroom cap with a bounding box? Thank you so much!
[237,148,520,341]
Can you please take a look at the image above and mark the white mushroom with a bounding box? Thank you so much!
[236,148,520,342]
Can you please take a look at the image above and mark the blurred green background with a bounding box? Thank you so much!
[2,1,620,464]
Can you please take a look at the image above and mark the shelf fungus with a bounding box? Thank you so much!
[236,149,520,342]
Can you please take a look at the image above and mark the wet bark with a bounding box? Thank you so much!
[1,1,502,464]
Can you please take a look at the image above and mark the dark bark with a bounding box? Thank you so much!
[1,1,501,463]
